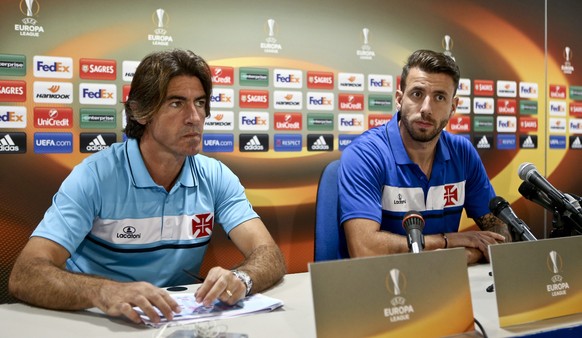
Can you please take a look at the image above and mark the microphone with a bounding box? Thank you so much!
[489,196,537,241]
[518,162,581,218]
[402,210,425,253]
[518,181,555,211]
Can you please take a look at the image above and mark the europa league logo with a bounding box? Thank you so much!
[547,250,562,274]
[562,46,574,74]
[21,0,39,17]
[265,18,277,43]
[386,268,407,296]
[153,8,169,35]
[361,28,371,51]
[442,35,455,61]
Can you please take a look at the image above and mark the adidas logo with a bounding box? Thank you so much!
[0,134,20,152]
[312,135,330,150]
[572,136,582,149]
[86,134,109,152]
[476,135,491,149]
[522,136,535,148]
[243,135,265,151]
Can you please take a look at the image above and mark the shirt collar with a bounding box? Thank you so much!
[126,138,197,189]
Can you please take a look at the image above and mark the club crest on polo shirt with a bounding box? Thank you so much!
[191,212,214,238]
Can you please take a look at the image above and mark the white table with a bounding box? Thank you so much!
[1,265,582,337]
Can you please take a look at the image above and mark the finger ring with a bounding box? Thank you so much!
[225,289,233,298]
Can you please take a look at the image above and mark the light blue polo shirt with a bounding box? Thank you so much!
[33,138,258,287]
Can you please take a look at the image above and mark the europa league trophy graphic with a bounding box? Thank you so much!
[266,18,277,43]
[443,34,455,61]
[562,46,574,74]
[155,8,167,35]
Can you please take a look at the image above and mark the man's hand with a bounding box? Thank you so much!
[194,267,246,307]
[95,281,181,324]
[447,230,506,261]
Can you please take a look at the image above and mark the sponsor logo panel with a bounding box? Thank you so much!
[549,84,567,99]
[519,117,538,132]
[520,100,538,115]
[473,116,494,132]
[570,102,582,117]
[80,108,117,129]
[496,116,517,133]
[80,133,116,153]
[569,118,582,134]
[33,56,73,79]
[239,134,269,152]
[79,58,116,80]
[549,135,566,149]
[79,83,117,105]
[274,134,302,152]
[569,86,582,100]
[368,94,392,112]
[519,82,538,99]
[307,134,334,151]
[338,94,364,111]
[205,111,234,131]
[337,73,364,91]
[549,118,567,134]
[456,97,471,114]
[34,132,73,153]
[202,134,234,152]
[239,68,269,87]
[497,99,517,115]
[274,113,302,130]
[0,54,26,76]
[570,136,582,149]
[338,113,364,131]
[473,134,493,150]
[549,100,567,116]
[368,114,392,129]
[473,97,494,114]
[496,134,516,150]
[0,80,26,102]
[210,66,234,86]
[307,71,334,89]
[34,107,72,129]
[368,74,393,92]
[239,90,269,109]
[307,113,333,131]
[273,90,302,110]
[306,92,334,111]
[0,132,26,153]
[496,80,517,97]
[210,88,234,108]
[34,81,73,104]
[122,61,139,82]
[239,111,269,131]
[520,135,538,149]
[273,69,302,88]
[457,78,471,96]
[473,80,494,96]
[448,116,471,132]
[0,106,26,128]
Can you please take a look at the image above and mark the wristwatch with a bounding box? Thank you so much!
[232,269,253,296]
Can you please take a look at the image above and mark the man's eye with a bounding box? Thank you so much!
[170,101,182,108]
[195,100,206,108]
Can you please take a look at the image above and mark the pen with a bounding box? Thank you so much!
[182,269,205,283]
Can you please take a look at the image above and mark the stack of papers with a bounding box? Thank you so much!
[135,293,284,328]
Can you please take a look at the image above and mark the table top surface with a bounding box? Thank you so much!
[2,264,582,337]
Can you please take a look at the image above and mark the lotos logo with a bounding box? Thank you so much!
[210,66,234,85]
[239,90,269,108]
[307,71,334,89]
[79,58,116,80]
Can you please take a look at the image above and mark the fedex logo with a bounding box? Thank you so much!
[33,56,73,79]
[338,72,364,91]
[79,58,116,80]
[496,116,517,132]
[239,90,269,109]
[210,66,234,85]
[473,98,494,114]
[368,114,392,129]
[496,80,517,97]
[519,82,538,98]
[457,78,471,96]
[497,99,517,114]
[210,88,234,108]
[338,94,364,111]
[456,97,471,114]
[549,101,567,116]
[273,90,302,110]
[448,116,471,132]
[307,71,334,89]
[239,112,269,131]
[519,117,538,132]
[0,106,27,128]
[338,113,364,131]
[570,102,582,116]
[368,74,393,92]
[274,113,302,130]
[473,80,494,96]
[549,118,567,133]
[0,80,26,102]
[274,69,302,88]
[79,83,117,105]
[569,118,582,134]
[307,92,334,111]
[549,84,566,99]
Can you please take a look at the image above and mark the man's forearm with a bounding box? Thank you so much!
[9,256,107,310]
[234,244,286,294]
[475,213,512,242]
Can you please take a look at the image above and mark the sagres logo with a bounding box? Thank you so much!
[239,90,268,109]
[80,58,116,80]
[0,80,26,102]
[546,250,569,297]
[192,212,214,239]
[384,269,414,322]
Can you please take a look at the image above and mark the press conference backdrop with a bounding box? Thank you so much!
[1,0,581,303]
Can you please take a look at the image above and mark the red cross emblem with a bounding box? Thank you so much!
[192,213,214,238]
[443,185,458,207]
